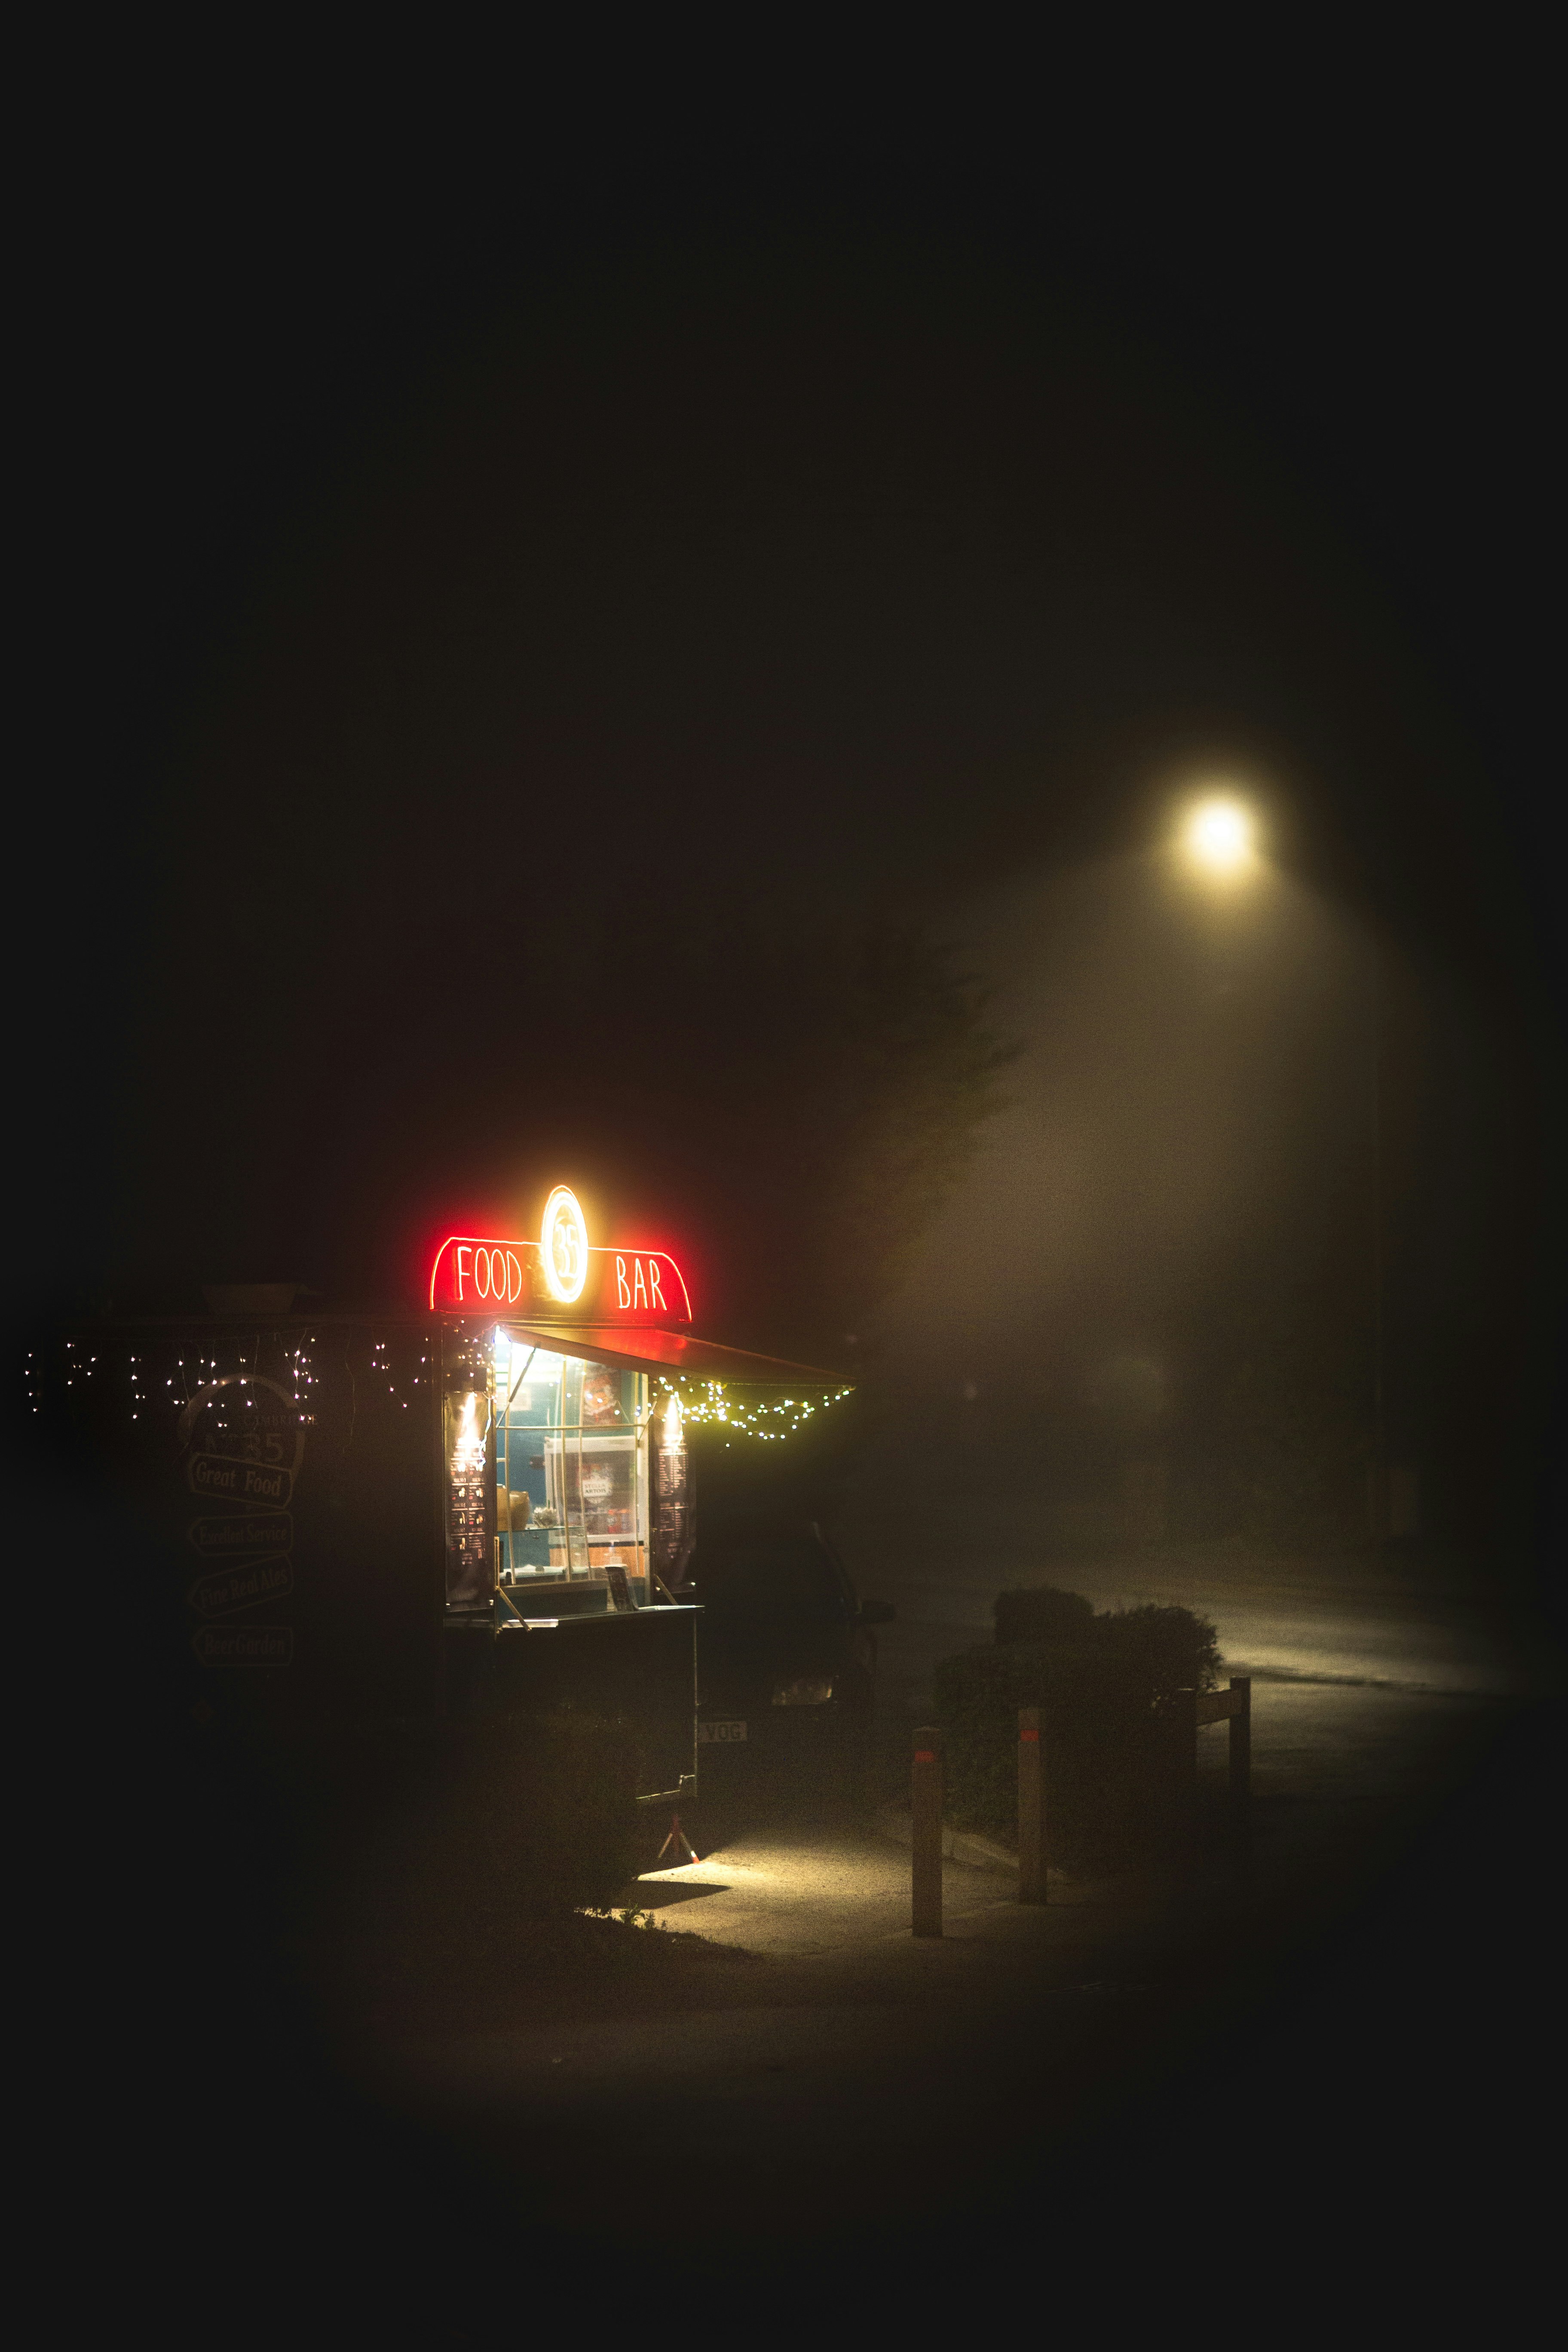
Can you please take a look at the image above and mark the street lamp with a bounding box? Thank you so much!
[1180,794,1258,879]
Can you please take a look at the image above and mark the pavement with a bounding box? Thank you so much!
[303,1548,1562,2294]
[348,1679,1530,2263]
[627,1820,1018,1953]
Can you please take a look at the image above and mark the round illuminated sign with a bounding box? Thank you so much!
[539,1185,589,1304]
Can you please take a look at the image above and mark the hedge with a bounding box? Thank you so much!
[933,1588,1221,1873]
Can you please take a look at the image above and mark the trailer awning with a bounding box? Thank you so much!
[492,1321,848,1386]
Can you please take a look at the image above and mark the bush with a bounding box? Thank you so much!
[934,1593,1220,1873]
[992,1587,1096,1645]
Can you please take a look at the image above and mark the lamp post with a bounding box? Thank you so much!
[1174,792,1387,1549]
[1367,933,1387,1549]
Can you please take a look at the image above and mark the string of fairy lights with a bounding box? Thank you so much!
[652,1375,853,1442]
[31,1332,851,1444]
[31,1336,438,1436]
[40,1335,345,1427]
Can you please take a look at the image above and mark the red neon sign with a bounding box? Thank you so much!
[428,1234,691,1322]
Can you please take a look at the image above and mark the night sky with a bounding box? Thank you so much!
[22,97,1561,1570]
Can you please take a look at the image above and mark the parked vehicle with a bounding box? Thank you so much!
[685,1515,894,1812]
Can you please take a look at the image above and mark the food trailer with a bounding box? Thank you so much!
[41,1185,854,1806]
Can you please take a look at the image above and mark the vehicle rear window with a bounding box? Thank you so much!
[692,1536,849,1620]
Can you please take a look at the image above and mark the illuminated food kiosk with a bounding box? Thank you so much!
[42,1186,854,1805]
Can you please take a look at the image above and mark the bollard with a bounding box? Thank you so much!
[912,1726,943,1936]
[1171,1687,1198,1868]
[1018,1706,1046,1904]
[1228,1675,1252,1866]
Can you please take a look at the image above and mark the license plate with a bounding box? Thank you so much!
[696,1719,747,1744]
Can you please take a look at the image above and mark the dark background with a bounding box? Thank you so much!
[19,75,1561,1559]
[14,47,1563,2312]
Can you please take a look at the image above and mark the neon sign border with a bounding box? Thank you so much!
[428,1234,692,1321]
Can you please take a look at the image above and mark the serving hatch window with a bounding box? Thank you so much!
[491,1333,651,1611]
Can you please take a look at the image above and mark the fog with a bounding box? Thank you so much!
[863,844,1440,1554]
[887,853,1370,1326]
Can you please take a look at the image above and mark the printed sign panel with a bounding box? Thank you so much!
[191,1624,294,1667]
[187,1513,294,1559]
[185,1454,294,1510]
[188,1558,295,1620]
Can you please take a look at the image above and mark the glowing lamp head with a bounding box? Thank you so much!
[1183,796,1256,876]
[539,1186,589,1304]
